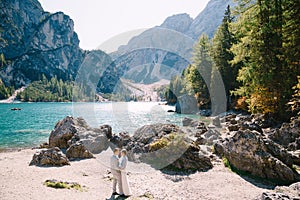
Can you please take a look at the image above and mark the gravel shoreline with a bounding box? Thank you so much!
[0,148,272,200]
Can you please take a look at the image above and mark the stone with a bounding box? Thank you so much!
[110,132,131,148]
[66,142,94,159]
[182,118,208,136]
[212,117,221,127]
[79,130,109,154]
[269,119,300,150]
[29,147,70,166]
[175,94,198,114]
[254,192,292,200]
[49,116,78,148]
[99,125,113,139]
[255,182,300,200]
[125,123,212,172]
[48,116,109,154]
[228,124,240,132]
[166,144,213,172]
[214,130,298,183]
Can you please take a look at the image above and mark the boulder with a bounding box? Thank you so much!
[254,192,292,200]
[214,130,298,183]
[202,129,221,145]
[49,116,78,148]
[48,116,109,154]
[29,147,70,166]
[79,130,109,154]
[255,182,300,200]
[228,124,239,132]
[182,117,207,137]
[211,117,221,127]
[66,142,94,159]
[100,125,113,139]
[167,144,213,172]
[252,113,278,128]
[175,94,198,114]
[269,119,300,150]
[125,123,213,172]
[110,132,131,148]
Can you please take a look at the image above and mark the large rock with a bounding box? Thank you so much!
[269,118,300,150]
[120,123,213,172]
[29,147,70,166]
[214,130,298,183]
[79,130,109,154]
[110,132,131,148]
[49,116,109,154]
[66,142,94,160]
[254,192,292,200]
[49,116,79,148]
[254,182,300,200]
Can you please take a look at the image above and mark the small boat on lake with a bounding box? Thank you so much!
[11,108,21,111]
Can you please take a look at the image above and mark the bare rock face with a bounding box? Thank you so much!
[29,147,70,166]
[0,0,84,87]
[215,130,298,183]
[49,116,109,154]
[66,142,94,160]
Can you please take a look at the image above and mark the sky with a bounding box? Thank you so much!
[38,0,210,50]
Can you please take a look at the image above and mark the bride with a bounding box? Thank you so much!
[119,149,132,197]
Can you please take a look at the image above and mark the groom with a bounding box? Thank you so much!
[110,148,123,196]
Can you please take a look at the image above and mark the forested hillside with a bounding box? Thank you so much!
[166,0,300,120]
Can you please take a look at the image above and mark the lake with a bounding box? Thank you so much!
[0,102,200,149]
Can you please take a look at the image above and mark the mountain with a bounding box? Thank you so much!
[187,0,235,39]
[0,0,236,100]
[105,0,236,88]
[0,0,84,88]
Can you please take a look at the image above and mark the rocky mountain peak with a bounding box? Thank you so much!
[160,13,193,34]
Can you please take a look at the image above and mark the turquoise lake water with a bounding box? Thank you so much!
[0,102,199,149]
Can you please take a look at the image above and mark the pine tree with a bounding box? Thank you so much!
[231,0,296,119]
[211,5,240,107]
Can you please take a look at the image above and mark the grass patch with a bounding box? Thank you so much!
[139,192,154,199]
[222,157,232,170]
[149,133,184,152]
[44,180,85,191]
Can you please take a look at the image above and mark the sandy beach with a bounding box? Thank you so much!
[0,148,272,200]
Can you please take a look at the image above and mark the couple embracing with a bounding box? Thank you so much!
[110,148,132,197]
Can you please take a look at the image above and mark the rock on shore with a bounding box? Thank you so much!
[30,116,110,166]
[111,123,213,172]
[215,114,300,184]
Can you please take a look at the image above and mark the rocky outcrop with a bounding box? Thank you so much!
[29,147,70,166]
[111,123,213,172]
[0,0,84,88]
[160,13,193,34]
[215,130,298,183]
[49,116,109,154]
[187,0,236,39]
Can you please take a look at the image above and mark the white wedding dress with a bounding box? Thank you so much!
[119,156,132,196]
